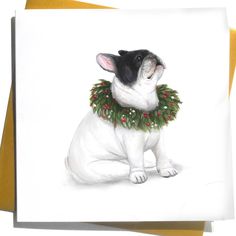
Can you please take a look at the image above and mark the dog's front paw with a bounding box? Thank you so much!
[129,170,147,184]
[158,167,178,178]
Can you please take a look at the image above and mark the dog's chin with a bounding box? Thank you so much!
[145,68,156,80]
[146,65,164,81]
[147,74,154,80]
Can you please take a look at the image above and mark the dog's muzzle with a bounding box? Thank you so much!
[143,54,165,79]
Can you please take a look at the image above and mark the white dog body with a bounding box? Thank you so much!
[67,110,158,183]
[66,50,177,184]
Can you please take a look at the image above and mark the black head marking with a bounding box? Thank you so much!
[116,49,150,85]
[96,49,163,85]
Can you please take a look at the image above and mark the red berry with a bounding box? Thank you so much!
[145,122,150,126]
[157,111,161,117]
[103,104,110,110]
[143,113,149,118]
[163,92,169,97]
[121,117,127,123]
[103,89,109,94]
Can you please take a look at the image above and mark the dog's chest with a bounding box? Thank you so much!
[115,124,160,151]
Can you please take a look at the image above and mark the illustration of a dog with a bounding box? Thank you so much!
[66,49,178,184]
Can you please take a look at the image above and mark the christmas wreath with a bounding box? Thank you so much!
[90,80,181,131]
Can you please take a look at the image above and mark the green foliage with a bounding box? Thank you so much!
[90,80,182,131]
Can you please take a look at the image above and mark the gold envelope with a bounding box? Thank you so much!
[1,0,236,235]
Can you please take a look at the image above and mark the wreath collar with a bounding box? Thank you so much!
[90,80,181,131]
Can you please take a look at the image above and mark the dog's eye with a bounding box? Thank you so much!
[136,55,142,62]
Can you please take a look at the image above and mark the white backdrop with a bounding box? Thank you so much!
[0,0,236,235]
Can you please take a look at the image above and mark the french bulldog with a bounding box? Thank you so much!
[66,49,178,184]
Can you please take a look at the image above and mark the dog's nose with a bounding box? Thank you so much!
[156,57,166,69]
[143,54,166,71]
[157,60,166,69]
[146,54,166,69]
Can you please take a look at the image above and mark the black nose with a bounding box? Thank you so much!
[157,61,166,69]
[156,57,166,69]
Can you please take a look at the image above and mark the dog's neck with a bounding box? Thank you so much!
[111,76,159,112]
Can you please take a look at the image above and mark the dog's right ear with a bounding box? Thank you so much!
[118,50,128,56]
[96,53,117,73]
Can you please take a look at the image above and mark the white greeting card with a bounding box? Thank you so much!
[15,9,233,222]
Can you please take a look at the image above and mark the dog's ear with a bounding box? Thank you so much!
[118,50,128,56]
[96,53,117,73]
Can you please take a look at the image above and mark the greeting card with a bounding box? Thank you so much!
[12,9,234,224]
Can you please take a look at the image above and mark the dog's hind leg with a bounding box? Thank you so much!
[68,159,130,184]
[84,159,130,184]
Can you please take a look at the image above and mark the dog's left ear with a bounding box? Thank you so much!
[96,53,117,73]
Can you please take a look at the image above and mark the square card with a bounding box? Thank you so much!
[15,9,233,222]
